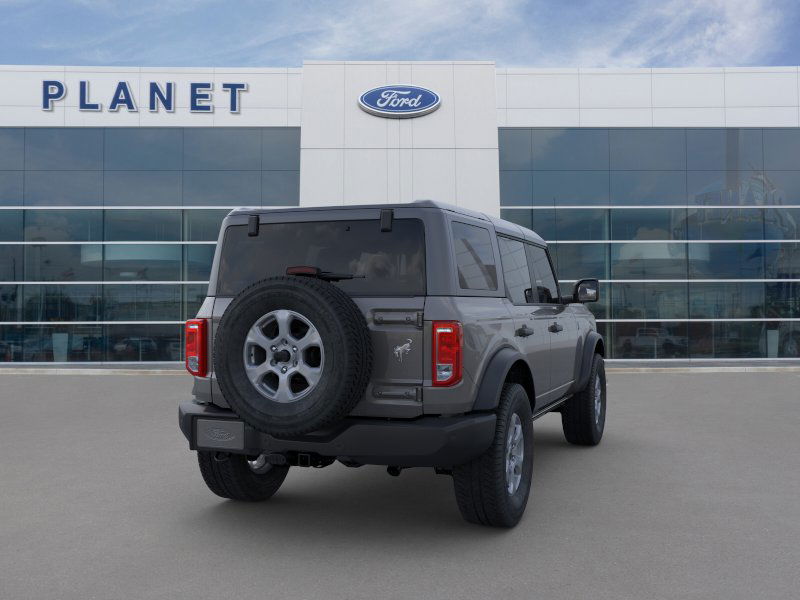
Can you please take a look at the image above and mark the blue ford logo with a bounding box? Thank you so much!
[358,85,440,118]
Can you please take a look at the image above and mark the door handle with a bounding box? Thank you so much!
[548,322,564,333]
[515,325,534,338]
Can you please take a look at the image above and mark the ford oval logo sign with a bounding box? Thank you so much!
[358,85,440,118]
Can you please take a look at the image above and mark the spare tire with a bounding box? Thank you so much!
[214,276,372,437]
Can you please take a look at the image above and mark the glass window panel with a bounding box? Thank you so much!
[611,171,686,205]
[688,243,764,279]
[774,322,800,358]
[22,324,104,362]
[689,321,765,358]
[611,242,687,279]
[554,209,608,241]
[105,324,182,362]
[103,245,181,281]
[686,129,763,171]
[0,210,23,241]
[526,244,559,303]
[0,285,21,321]
[764,170,800,204]
[529,209,557,241]
[501,208,532,231]
[104,128,182,170]
[104,209,181,241]
[689,282,765,319]
[183,284,208,320]
[498,129,532,171]
[24,171,103,206]
[611,208,686,240]
[262,128,301,171]
[25,128,103,170]
[498,237,532,304]
[183,128,261,170]
[22,285,101,321]
[612,321,689,359]
[532,129,609,170]
[262,170,299,206]
[0,325,24,361]
[184,245,215,282]
[611,282,688,320]
[104,171,182,206]
[104,285,182,321]
[183,171,260,206]
[764,129,800,170]
[765,282,800,318]
[765,242,800,278]
[687,170,773,205]
[687,207,764,240]
[24,210,102,241]
[0,171,23,205]
[0,129,24,170]
[550,243,608,280]
[24,244,102,281]
[451,222,498,291]
[499,171,532,206]
[533,171,610,206]
[559,281,609,319]
[610,129,685,170]
[0,246,23,281]
[183,209,229,241]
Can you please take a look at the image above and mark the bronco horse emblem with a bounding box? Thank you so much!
[393,338,413,362]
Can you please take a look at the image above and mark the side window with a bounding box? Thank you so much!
[498,236,532,304]
[526,244,560,303]
[451,222,498,291]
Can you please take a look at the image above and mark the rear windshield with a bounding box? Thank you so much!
[216,218,426,296]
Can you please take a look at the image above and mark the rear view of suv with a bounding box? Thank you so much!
[179,200,606,527]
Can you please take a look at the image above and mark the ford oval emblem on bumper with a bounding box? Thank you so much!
[358,85,440,118]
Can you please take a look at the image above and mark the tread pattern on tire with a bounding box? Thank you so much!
[214,275,373,437]
[561,352,605,446]
[197,451,289,502]
[452,383,533,528]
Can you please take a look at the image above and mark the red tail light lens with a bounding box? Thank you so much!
[432,321,462,387]
[185,319,208,377]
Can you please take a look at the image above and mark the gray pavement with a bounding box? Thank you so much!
[1,372,799,600]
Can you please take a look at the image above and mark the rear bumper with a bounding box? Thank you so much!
[178,402,496,468]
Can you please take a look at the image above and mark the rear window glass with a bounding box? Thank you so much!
[216,218,426,296]
[451,222,498,291]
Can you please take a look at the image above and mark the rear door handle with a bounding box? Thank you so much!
[515,325,534,338]
[548,322,564,333]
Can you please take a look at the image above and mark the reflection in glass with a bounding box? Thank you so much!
[184,284,208,319]
[104,128,182,170]
[612,321,688,359]
[104,285,182,320]
[103,245,181,281]
[533,129,609,170]
[560,281,608,319]
[104,171,182,206]
[184,210,230,241]
[0,129,24,170]
[0,170,23,205]
[688,243,764,279]
[24,210,102,241]
[611,171,686,205]
[104,210,181,241]
[183,128,261,170]
[21,325,104,362]
[498,237,532,304]
[499,129,532,171]
[687,207,764,240]
[763,129,800,170]
[611,208,686,240]
[262,128,302,171]
[184,245,215,282]
[0,285,20,321]
[765,282,800,318]
[686,129,763,171]
[24,245,102,281]
[0,326,23,361]
[22,285,101,321]
[105,324,182,361]
[554,209,608,241]
[610,129,685,170]
[0,210,23,241]
[25,128,103,170]
[24,171,103,206]
[774,322,800,357]
[689,322,765,358]
[0,246,23,281]
[689,282,765,319]
[262,171,300,206]
[183,171,260,206]
[765,242,800,278]
[611,243,686,279]
[451,222,497,291]
[500,171,532,206]
[611,282,687,320]
[533,171,609,206]
[550,243,608,280]
[687,170,775,205]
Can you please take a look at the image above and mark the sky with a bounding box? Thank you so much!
[0,0,798,68]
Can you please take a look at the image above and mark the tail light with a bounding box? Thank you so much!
[432,321,462,387]
[185,319,208,377]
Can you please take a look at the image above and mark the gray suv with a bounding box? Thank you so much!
[179,200,606,527]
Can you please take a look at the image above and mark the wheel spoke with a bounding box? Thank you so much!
[295,362,322,387]
[271,373,294,403]
[245,325,273,351]
[244,360,274,387]
[295,326,322,351]
[273,309,292,340]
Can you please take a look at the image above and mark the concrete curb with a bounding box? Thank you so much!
[607,366,800,374]
[0,368,188,376]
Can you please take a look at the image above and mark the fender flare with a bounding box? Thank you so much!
[572,331,604,393]
[472,347,528,411]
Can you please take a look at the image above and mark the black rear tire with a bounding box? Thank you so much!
[197,451,289,501]
[561,352,606,446]
[452,383,533,527]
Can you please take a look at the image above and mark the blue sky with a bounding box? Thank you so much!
[1,0,798,68]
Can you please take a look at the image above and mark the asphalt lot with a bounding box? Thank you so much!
[1,372,799,600]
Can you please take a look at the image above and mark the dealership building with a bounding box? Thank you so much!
[0,60,798,363]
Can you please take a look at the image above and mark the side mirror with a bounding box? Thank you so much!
[573,279,599,303]
[524,288,534,303]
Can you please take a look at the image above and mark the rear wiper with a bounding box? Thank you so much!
[286,266,365,282]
